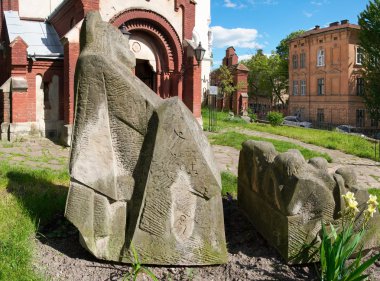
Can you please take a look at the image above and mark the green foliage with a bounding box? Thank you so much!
[216,65,236,96]
[358,0,380,122]
[241,50,287,105]
[0,161,69,281]
[123,244,158,281]
[276,30,306,60]
[266,111,284,126]
[208,131,332,162]
[221,171,238,198]
[318,193,380,281]
[248,108,257,122]
[368,188,380,198]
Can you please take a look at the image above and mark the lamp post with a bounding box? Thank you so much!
[119,23,131,40]
[194,42,206,66]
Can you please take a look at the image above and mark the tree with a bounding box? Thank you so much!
[358,0,380,122]
[275,30,305,82]
[241,50,287,106]
[276,30,305,61]
[241,31,305,108]
[214,65,237,110]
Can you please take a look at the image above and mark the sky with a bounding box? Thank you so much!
[210,0,369,68]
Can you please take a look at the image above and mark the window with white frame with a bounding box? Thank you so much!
[293,80,298,95]
[300,80,306,95]
[317,49,325,66]
[356,46,363,65]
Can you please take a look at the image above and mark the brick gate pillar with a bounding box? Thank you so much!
[62,39,79,146]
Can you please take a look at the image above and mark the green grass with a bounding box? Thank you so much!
[0,161,69,281]
[209,131,332,162]
[221,171,238,198]
[203,108,378,161]
[369,188,380,198]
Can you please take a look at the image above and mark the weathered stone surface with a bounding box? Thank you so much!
[65,12,227,265]
[238,140,380,264]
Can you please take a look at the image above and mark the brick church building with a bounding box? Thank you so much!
[0,0,212,145]
[210,47,249,115]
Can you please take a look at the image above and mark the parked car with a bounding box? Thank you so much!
[283,116,312,128]
[373,132,380,140]
[336,125,356,133]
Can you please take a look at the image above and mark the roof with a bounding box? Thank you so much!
[231,63,249,72]
[4,11,63,58]
[291,22,360,42]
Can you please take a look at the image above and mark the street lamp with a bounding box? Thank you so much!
[194,42,206,66]
[119,23,131,40]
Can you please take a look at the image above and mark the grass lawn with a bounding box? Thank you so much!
[203,108,378,161]
[0,161,69,281]
[209,131,332,162]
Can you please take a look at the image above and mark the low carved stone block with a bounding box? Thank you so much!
[238,140,380,264]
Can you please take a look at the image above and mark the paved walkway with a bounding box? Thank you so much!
[1,131,380,190]
[213,128,380,190]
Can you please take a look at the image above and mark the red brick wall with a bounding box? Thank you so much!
[49,0,100,38]
[11,60,63,123]
[63,41,79,124]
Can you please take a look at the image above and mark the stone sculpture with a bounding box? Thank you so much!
[238,140,380,264]
[65,11,227,265]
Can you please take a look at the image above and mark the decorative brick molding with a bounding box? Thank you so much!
[111,9,183,71]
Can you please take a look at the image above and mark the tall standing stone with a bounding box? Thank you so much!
[65,11,227,265]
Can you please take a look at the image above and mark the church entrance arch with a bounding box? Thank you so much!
[110,9,183,99]
[136,59,156,91]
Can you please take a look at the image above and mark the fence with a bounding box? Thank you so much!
[207,93,217,132]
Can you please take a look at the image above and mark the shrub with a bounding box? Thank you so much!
[266,111,284,126]
[247,109,257,122]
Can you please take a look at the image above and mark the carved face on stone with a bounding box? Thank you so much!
[80,11,136,69]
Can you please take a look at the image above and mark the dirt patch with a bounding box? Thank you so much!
[34,199,320,281]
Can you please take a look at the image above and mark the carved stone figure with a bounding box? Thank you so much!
[65,11,227,265]
[238,140,380,264]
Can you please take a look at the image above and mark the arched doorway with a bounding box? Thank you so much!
[135,59,156,91]
[110,9,183,99]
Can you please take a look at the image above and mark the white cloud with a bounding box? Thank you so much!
[238,54,254,61]
[224,0,237,8]
[303,11,313,18]
[210,26,263,49]
[263,0,278,5]
[223,0,246,9]
[310,1,323,6]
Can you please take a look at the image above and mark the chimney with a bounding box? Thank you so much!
[314,25,320,30]
[329,21,340,27]
[341,19,349,25]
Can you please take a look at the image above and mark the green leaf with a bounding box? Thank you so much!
[345,253,380,281]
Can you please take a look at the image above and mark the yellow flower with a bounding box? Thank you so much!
[346,198,359,213]
[365,204,377,218]
[342,192,359,213]
[367,194,379,206]
[342,192,355,201]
